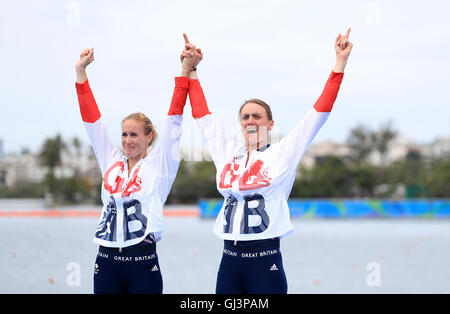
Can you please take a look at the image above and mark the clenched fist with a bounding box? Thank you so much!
[75,48,94,83]
[76,48,94,72]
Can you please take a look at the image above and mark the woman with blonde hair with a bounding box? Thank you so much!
[75,46,201,294]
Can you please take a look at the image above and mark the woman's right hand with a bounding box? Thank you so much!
[76,48,94,72]
[76,48,94,82]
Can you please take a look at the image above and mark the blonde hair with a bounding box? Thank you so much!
[239,98,273,121]
[122,112,158,148]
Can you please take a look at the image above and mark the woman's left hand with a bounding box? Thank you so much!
[333,28,353,72]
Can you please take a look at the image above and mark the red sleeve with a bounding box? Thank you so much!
[75,79,101,123]
[313,71,344,113]
[168,76,190,116]
[189,79,211,119]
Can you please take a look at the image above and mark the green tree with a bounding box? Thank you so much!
[0,182,45,198]
[371,120,397,166]
[346,124,373,164]
[383,150,427,198]
[347,121,397,167]
[350,164,377,197]
[38,134,67,203]
[292,156,353,198]
[72,137,82,157]
[57,176,91,203]
[168,160,220,203]
[425,159,450,197]
[292,156,380,198]
[39,134,66,171]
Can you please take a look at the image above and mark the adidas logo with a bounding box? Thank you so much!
[270,264,278,271]
[151,265,159,272]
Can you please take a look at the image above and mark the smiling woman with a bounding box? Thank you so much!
[239,99,274,162]
[182,30,353,294]
[74,45,202,294]
[121,113,158,176]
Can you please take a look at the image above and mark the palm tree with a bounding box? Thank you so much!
[39,134,66,171]
[371,120,397,166]
[39,134,66,204]
[346,124,373,164]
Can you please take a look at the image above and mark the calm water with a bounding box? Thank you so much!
[1,200,450,294]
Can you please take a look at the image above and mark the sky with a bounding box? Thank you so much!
[0,0,449,155]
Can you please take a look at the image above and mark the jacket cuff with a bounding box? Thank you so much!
[168,77,189,116]
[189,79,211,119]
[75,79,101,123]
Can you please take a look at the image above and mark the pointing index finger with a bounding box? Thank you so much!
[183,33,190,44]
[344,28,351,39]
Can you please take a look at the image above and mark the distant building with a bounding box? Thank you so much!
[379,135,450,164]
[300,140,351,169]
[298,134,450,170]
[0,152,46,186]
[0,147,101,188]
[426,136,450,160]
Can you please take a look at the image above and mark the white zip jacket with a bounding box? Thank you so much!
[189,72,344,241]
[76,77,188,247]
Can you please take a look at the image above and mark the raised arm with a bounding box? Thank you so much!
[181,33,211,120]
[277,28,353,170]
[75,48,101,123]
[144,39,203,199]
[315,28,352,112]
[75,48,120,174]
[181,34,239,166]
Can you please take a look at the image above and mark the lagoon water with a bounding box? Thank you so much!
[1,199,450,294]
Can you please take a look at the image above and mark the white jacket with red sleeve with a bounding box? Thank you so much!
[75,77,188,248]
[189,72,344,241]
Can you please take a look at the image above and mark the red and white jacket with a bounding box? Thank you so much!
[190,71,344,241]
[76,77,188,248]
